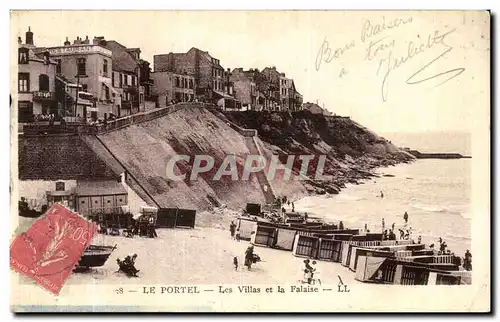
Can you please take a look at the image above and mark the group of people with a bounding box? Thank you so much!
[116,254,140,277]
[97,215,158,239]
[379,211,412,241]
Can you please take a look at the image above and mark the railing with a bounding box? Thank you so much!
[96,102,214,134]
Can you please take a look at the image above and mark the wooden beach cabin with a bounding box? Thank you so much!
[292,233,320,258]
[355,256,462,285]
[156,208,196,228]
[274,227,297,251]
[237,217,257,241]
[317,238,343,262]
[251,222,277,247]
[75,180,128,216]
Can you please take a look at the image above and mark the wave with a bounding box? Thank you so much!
[411,202,469,216]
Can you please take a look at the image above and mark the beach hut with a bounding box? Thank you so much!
[317,238,342,262]
[237,218,257,241]
[251,223,276,247]
[349,247,394,272]
[274,228,297,251]
[156,208,196,228]
[246,203,261,216]
[292,234,319,258]
[427,272,462,285]
[341,241,358,267]
[355,256,395,283]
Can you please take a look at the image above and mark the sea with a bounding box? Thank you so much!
[294,131,471,257]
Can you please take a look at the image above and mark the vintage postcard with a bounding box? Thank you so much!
[10,10,490,312]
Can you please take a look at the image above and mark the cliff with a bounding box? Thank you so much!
[18,105,414,212]
[216,109,415,195]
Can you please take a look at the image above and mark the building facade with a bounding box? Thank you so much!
[45,36,115,120]
[231,68,257,110]
[100,39,143,116]
[17,27,58,123]
[138,59,157,111]
[151,71,195,108]
[154,47,226,103]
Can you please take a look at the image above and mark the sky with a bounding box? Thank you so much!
[10,10,490,134]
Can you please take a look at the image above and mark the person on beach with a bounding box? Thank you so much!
[417,235,422,244]
[392,222,395,231]
[233,257,239,271]
[399,229,405,240]
[404,211,409,224]
[389,229,396,240]
[235,229,241,242]
[245,245,254,270]
[229,221,236,239]
[380,191,384,198]
[382,230,388,240]
[339,221,344,230]
[364,223,368,232]
[292,202,295,212]
[381,218,385,232]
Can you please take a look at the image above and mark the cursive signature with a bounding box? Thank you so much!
[377,29,465,102]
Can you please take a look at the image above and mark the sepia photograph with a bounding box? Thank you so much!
[9,9,490,312]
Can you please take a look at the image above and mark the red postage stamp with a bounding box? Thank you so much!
[10,203,97,295]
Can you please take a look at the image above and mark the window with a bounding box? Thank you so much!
[107,200,110,203]
[189,79,193,89]
[175,77,180,87]
[132,76,136,87]
[112,72,115,86]
[77,58,86,76]
[140,93,144,104]
[39,74,49,91]
[55,182,65,191]
[18,73,29,92]
[43,53,50,65]
[18,48,28,64]
[103,60,108,76]
[82,84,88,92]
[95,200,98,204]
[119,73,123,87]
[119,198,122,202]
[81,200,85,204]
[56,59,61,74]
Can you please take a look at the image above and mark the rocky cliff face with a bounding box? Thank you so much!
[215,109,415,196]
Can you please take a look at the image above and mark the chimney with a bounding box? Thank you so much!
[17,36,22,44]
[64,37,70,46]
[25,26,33,45]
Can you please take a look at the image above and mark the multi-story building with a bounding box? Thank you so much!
[44,36,116,120]
[154,47,227,103]
[292,81,304,111]
[261,66,303,111]
[230,68,257,111]
[99,38,143,116]
[151,71,195,108]
[138,59,157,111]
[17,27,58,123]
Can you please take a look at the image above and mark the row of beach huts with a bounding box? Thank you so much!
[236,215,471,285]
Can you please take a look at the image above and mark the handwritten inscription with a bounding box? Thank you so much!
[377,29,465,101]
[361,16,413,43]
[314,15,466,102]
[315,38,355,71]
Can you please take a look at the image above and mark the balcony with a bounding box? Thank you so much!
[32,91,55,102]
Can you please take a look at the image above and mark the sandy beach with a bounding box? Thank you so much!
[16,212,362,287]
